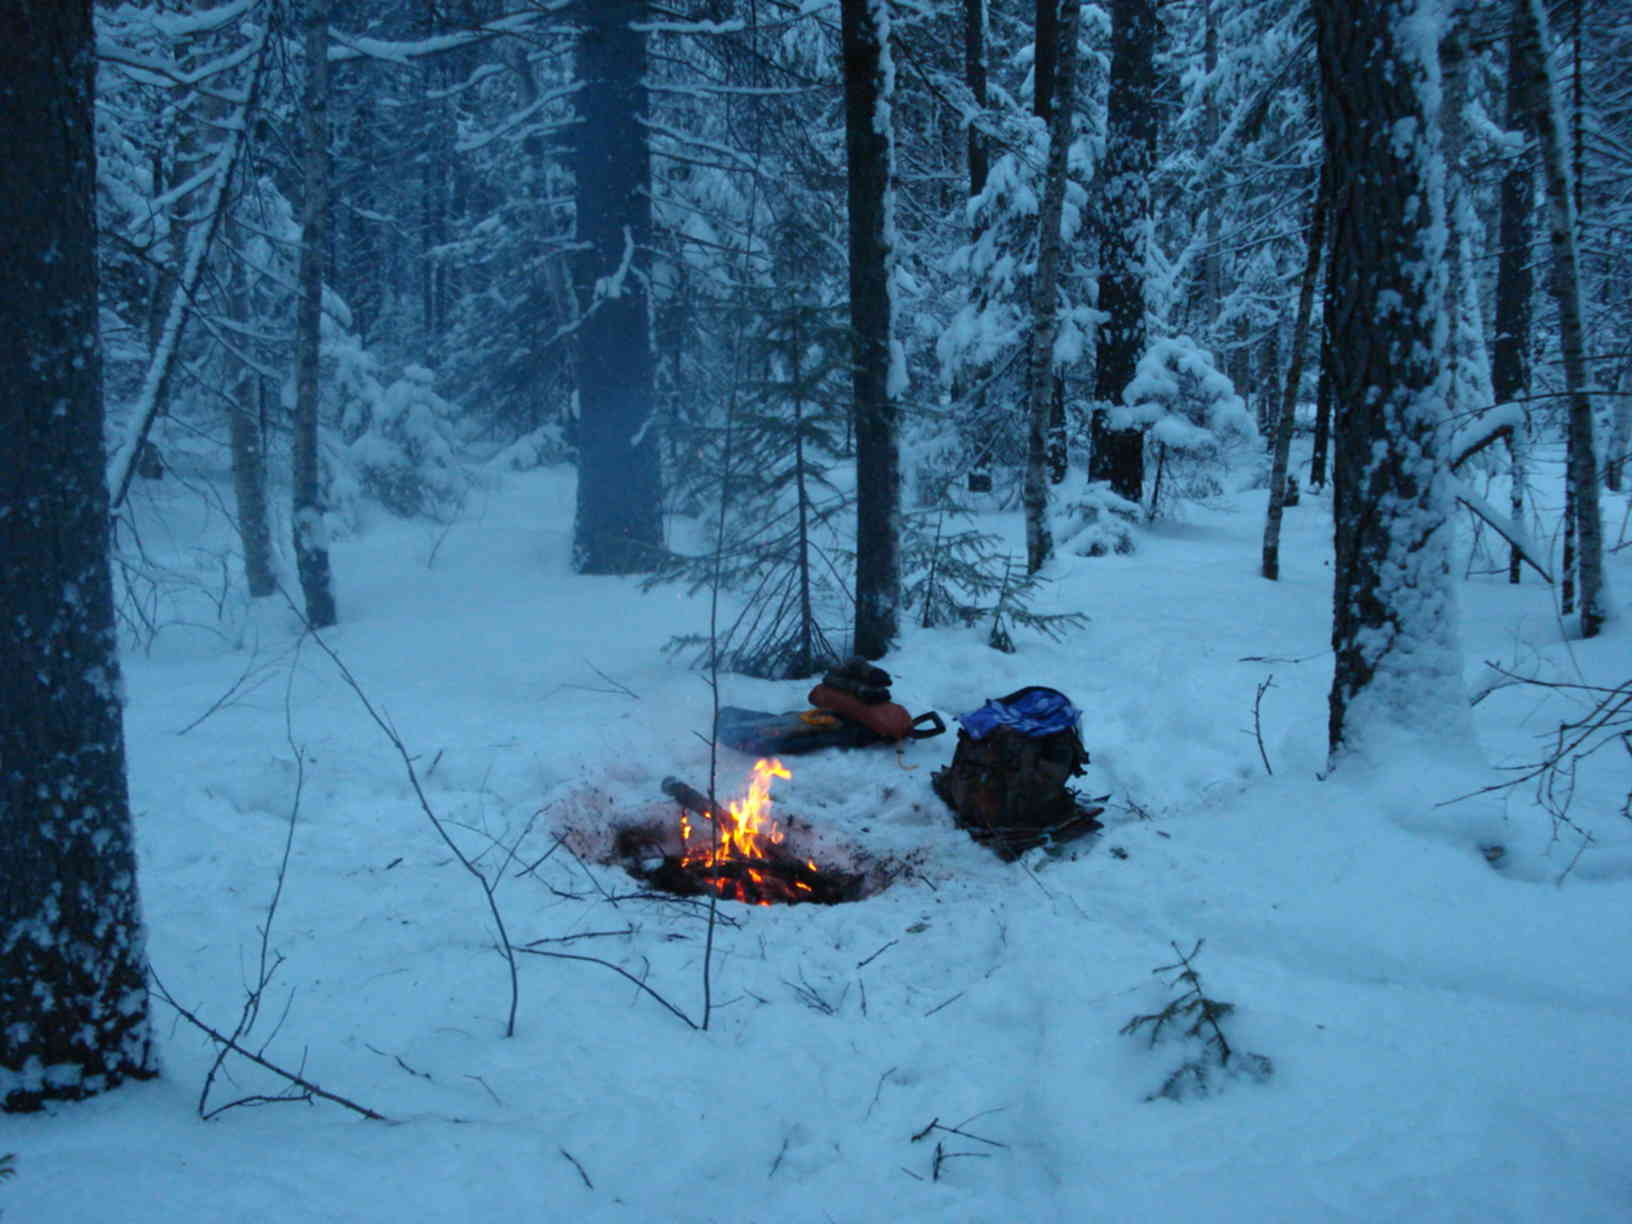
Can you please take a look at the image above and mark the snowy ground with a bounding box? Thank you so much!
[4,458,1631,1222]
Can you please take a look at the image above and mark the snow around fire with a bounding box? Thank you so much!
[3,460,1630,1223]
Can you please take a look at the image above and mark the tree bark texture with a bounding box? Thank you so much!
[572,0,665,574]
[842,0,901,659]
[1261,162,1328,581]
[1491,11,1534,583]
[224,218,276,598]
[1090,0,1155,503]
[1024,0,1082,574]
[1309,326,1332,489]
[1315,0,1468,761]
[1512,0,1609,637]
[293,0,337,627]
[965,0,989,202]
[0,0,156,1112]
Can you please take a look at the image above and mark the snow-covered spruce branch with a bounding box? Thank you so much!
[107,13,274,513]
[285,591,521,1038]
[1120,940,1272,1102]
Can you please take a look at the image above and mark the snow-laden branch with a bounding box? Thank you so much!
[107,22,274,512]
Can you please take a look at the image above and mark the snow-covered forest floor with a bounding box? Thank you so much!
[4,457,1631,1222]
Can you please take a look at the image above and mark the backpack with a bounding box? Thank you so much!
[931,686,1102,859]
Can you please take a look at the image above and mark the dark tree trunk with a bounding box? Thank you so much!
[225,222,276,598]
[842,0,901,660]
[1309,324,1332,489]
[1316,0,1466,761]
[572,0,664,574]
[293,0,336,628]
[1491,11,1534,583]
[965,0,989,201]
[1034,1,1069,485]
[1513,0,1608,636]
[1025,0,1083,573]
[962,0,993,494]
[1090,0,1155,503]
[0,0,156,1113]
[1262,162,1329,580]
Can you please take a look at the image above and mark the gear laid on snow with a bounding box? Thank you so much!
[933,686,1103,860]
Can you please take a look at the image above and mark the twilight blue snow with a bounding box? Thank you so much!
[957,687,1081,739]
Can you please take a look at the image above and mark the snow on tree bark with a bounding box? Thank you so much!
[1024,0,1083,574]
[1090,0,1156,504]
[0,0,156,1113]
[293,0,337,628]
[842,0,901,659]
[1315,0,1471,762]
[572,0,665,575]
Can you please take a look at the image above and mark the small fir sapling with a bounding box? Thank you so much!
[1120,939,1273,1102]
[1117,336,1257,515]
[645,298,853,679]
[900,515,1087,651]
[1054,481,1141,556]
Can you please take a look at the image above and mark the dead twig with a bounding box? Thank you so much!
[511,945,698,1030]
[1252,674,1275,776]
[560,1147,594,1190]
[151,972,388,1122]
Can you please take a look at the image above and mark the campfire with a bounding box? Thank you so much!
[615,758,869,906]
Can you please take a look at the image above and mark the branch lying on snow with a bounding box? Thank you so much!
[1442,665,1632,857]
[151,971,388,1122]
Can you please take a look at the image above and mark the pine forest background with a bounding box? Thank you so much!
[93,0,1632,667]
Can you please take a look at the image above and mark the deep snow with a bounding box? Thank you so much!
[3,459,1629,1222]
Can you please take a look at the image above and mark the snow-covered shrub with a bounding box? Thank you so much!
[1120,335,1256,452]
[1114,336,1258,511]
[1055,481,1140,556]
[344,365,469,521]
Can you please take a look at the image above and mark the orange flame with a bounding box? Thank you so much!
[679,758,792,902]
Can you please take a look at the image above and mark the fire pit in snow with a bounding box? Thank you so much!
[613,758,874,906]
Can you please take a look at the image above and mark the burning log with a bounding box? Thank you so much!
[660,776,715,820]
[644,763,867,905]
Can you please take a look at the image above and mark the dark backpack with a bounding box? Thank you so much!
[931,686,1101,859]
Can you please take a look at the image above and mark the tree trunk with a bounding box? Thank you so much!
[962,0,993,494]
[1034,0,1069,483]
[1090,0,1155,504]
[224,221,276,598]
[965,0,988,202]
[1491,8,1534,584]
[1316,0,1468,762]
[572,0,664,574]
[1309,325,1332,489]
[1513,0,1609,637]
[293,0,337,628]
[0,0,156,1113]
[1262,161,1328,580]
[1024,0,1082,573]
[842,0,901,660]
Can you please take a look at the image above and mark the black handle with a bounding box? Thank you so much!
[909,711,947,739]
